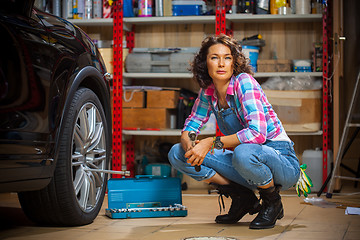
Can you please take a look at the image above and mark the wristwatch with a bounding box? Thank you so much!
[214,136,224,150]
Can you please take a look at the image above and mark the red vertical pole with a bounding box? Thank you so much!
[215,0,227,137]
[322,2,332,187]
[126,25,135,53]
[215,0,226,35]
[112,0,123,178]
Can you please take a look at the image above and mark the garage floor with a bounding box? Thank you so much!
[1,185,360,240]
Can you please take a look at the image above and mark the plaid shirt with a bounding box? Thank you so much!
[183,73,284,144]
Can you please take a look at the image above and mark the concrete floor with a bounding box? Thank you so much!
[1,185,360,240]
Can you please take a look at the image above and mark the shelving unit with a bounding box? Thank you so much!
[123,72,322,79]
[122,129,323,137]
[69,2,329,178]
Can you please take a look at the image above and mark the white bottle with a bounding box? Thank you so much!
[84,0,93,19]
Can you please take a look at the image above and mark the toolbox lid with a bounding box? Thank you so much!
[107,176,183,209]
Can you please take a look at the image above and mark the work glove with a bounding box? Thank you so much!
[295,164,313,197]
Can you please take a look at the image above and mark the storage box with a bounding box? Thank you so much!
[147,90,179,109]
[123,108,172,129]
[123,91,146,108]
[264,89,322,132]
[106,176,187,219]
[257,59,291,72]
[172,1,204,16]
[98,48,129,74]
[293,66,312,72]
[144,163,172,177]
[293,59,312,72]
[125,47,198,73]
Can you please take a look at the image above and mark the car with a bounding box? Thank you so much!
[0,0,112,226]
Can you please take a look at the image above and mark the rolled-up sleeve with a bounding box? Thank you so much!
[182,89,212,134]
[235,77,267,144]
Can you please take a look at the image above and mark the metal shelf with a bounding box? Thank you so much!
[226,14,322,23]
[68,18,113,26]
[122,129,322,136]
[124,15,216,25]
[255,72,323,78]
[287,130,323,136]
[68,14,322,29]
[123,72,192,79]
[123,72,322,79]
[123,129,215,136]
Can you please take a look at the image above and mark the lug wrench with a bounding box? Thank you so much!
[188,131,201,172]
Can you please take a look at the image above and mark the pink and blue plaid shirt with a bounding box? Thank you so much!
[183,73,284,144]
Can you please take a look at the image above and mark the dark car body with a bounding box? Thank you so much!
[0,1,112,226]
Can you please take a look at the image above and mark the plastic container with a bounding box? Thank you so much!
[124,0,134,17]
[293,59,312,72]
[172,1,204,16]
[296,0,311,14]
[144,163,172,177]
[302,148,332,192]
[138,0,152,17]
[242,45,260,72]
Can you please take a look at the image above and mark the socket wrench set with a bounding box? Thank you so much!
[105,175,187,219]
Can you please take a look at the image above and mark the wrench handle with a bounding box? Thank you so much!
[188,131,201,172]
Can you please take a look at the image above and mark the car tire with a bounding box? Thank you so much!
[18,88,111,226]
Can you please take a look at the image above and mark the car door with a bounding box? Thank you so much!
[0,7,54,184]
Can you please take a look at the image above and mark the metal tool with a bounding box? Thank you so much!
[84,168,131,176]
[188,131,201,172]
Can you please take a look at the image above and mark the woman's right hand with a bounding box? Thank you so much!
[180,131,193,152]
[184,137,213,167]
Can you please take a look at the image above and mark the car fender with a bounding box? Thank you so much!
[52,65,112,173]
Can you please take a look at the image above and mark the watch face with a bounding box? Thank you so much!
[215,142,224,149]
[215,137,224,149]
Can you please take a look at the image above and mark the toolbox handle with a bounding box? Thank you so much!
[135,175,155,179]
[135,175,168,180]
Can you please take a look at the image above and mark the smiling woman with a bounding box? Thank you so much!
[168,34,301,229]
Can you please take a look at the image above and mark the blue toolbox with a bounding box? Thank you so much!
[105,175,187,219]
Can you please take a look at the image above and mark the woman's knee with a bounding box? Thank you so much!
[168,143,185,166]
[232,144,266,172]
[233,144,259,163]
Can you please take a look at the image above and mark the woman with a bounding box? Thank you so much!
[168,34,300,229]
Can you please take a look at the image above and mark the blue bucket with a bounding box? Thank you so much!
[242,45,260,72]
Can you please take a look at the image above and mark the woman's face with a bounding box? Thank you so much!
[206,43,234,83]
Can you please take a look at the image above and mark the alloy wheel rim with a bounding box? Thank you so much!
[71,102,107,212]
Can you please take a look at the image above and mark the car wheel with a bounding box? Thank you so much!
[18,88,111,226]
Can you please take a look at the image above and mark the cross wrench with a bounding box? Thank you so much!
[188,131,201,172]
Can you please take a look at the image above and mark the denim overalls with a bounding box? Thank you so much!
[168,95,300,190]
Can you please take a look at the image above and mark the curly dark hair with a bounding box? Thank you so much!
[190,34,253,89]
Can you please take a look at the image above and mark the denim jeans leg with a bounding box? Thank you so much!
[168,143,255,189]
[168,143,216,181]
[232,142,300,190]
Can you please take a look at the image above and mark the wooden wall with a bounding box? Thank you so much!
[132,21,322,60]
[82,20,325,163]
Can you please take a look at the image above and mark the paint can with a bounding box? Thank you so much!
[138,0,152,17]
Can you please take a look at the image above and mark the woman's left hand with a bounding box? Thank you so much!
[184,137,213,167]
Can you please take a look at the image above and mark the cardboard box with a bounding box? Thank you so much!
[111,89,146,109]
[123,91,145,108]
[147,90,179,109]
[123,108,172,129]
[264,89,322,132]
[98,48,129,74]
[98,48,113,74]
[257,59,291,72]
